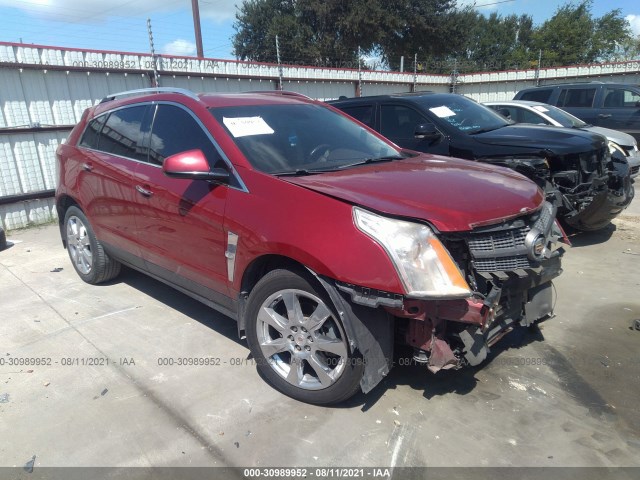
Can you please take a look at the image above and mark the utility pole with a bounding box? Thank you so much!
[357,46,363,97]
[147,18,160,87]
[191,0,204,58]
[535,49,542,86]
[412,53,417,92]
[400,56,404,73]
[275,35,283,90]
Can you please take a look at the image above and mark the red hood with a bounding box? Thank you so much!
[283,155,544,232]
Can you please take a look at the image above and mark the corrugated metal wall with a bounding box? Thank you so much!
[1,42,639,230]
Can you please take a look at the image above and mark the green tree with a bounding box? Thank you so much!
[233,0,389,65]
[532,0,631,66]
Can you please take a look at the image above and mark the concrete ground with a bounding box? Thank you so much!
[1,207,639,470]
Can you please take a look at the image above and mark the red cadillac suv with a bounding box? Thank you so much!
[56,88,565,404]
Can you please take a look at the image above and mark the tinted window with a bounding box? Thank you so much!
[559,88,596,108]
[149,104,224,169]
[79,115,107,149]
[99,106,148,161]
[519,89,553,103]
[519,108,547,124]
[341,105,374,128]
[210,104,401,174]
[603,88,640,108]
[381,105,428,138]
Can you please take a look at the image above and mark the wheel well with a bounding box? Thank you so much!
[56,195,80,247]
[240,255,308,296]
[237,255,313,337]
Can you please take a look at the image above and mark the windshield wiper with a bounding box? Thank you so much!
[469,126,502,135]
[336,155,405,169]
[273,167,342,176]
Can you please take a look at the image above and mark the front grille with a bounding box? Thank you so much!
[474,256,533,271]
[464,201,555,273]
[467,226,528,253]
[631,166,639,176]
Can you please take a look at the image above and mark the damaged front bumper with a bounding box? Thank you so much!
[394,255,561,373]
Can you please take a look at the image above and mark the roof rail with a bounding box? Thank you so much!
[246,90,314,101]
[537,81,605,87]
[100,87,200,104]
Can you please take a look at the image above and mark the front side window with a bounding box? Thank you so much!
[603,88,640,108]
[149,104,225,169]
[516,108,546,124]
[380,105,428,138]
[210,104,401,174]
[559,88,596,108]
[99,106,148,161]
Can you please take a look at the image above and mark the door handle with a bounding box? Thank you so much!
[135,185,153,197]
[82,162,93,172]
[598,114,612,119]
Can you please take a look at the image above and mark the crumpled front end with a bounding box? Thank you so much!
[389,201,565,372]
[554,147,633,231]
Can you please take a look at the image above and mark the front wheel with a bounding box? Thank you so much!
[245,269,363,405]
[63,206,121,284]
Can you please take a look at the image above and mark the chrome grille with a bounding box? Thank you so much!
[467,226,529,253]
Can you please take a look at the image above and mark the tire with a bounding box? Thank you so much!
[0,227,6,251]
[63,206,121,284]
[245,269,363,405]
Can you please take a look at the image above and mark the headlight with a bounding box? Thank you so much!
[353,207,471,298]
[608,141,627,157]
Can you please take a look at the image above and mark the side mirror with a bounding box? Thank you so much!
[163,149,230,182]
[414,123,441,141]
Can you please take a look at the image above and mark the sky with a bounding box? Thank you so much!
[0,0,639,62]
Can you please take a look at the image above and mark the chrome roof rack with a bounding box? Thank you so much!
[100,87,200,104]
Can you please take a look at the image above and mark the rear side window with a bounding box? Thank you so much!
[559,88,596,108]
[519,89,552,103]
[149,104,225,169]
[341,105,374,128]
[79,115,107,149]
[99,106,148,161]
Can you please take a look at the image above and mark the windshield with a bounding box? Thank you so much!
[420,95,510,134]
[531,104,587,128]
[210,103,402,174]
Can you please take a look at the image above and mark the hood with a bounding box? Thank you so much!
[283,155,544,232]
[473,124,607,154]
[583,125,637,149]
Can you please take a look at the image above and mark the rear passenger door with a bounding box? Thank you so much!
[76,105,149,259]
[132,103,233,305]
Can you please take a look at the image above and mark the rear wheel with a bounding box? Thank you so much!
[64,206,121,284]
[246,269,363,404]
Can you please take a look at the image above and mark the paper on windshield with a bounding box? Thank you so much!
[429,106,456,118]
[223,116,274,137]
[532,105,549,112]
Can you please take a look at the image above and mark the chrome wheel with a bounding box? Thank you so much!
[66,216,92,275]
[256,289,349,390]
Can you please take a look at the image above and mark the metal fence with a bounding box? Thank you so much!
[1,41,639,229]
